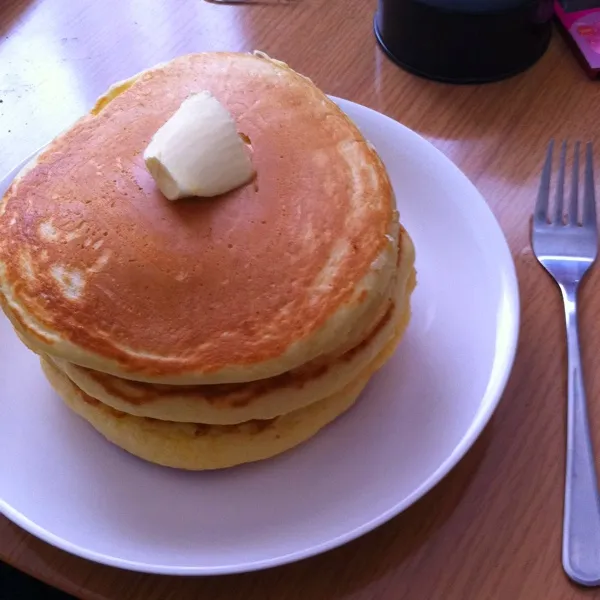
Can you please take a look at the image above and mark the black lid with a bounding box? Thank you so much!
[374,0,554,83]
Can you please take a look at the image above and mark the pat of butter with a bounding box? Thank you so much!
[144,91,255,200]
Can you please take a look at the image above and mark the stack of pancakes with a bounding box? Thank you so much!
[0,52,416,470]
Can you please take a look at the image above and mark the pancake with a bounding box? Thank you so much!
[49,229,416,424]
[0,51,399,385]
[40,313,405,470]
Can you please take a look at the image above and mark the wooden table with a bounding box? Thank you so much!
[1,0,600,598]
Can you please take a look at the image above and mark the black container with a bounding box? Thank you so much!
[375,0,554,83]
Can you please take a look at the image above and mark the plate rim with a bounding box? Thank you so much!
[0,96,520,575]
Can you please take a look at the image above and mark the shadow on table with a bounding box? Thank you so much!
[0,561,74,600]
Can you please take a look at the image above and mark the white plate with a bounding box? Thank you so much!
[0,98,519,575]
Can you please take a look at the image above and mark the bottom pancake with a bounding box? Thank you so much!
[40,309,409,470]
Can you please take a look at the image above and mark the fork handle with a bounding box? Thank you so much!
[561,283,600,586]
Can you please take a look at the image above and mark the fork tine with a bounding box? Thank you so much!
[569,142,580,225]
[535,140,554,223]
[554,141,567,224]
[583,142,596,228]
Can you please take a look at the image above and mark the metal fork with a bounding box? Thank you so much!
[532,140,600,586]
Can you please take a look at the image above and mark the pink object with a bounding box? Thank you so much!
[555,1,600,78]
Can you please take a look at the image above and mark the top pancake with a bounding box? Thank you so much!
[0,52,399,385]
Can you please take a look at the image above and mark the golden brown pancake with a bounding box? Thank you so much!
[0,52,399,385]
[40,312,406,470]
[49,229,416,424]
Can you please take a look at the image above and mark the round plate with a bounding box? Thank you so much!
[0,98,519,575]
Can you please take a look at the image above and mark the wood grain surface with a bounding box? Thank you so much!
[1,0,600,598]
